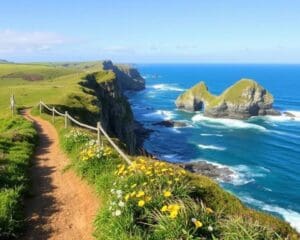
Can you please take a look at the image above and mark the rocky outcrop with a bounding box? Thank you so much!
[176,79,280,119]
[153,120,189,128]
[102,60,145,91]
[181,161,234,183]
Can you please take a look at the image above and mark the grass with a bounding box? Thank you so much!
[0,62,103,118]
[0,115,37,239]
[34,108,299,240]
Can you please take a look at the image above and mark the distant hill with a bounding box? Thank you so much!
[0,59,12,63]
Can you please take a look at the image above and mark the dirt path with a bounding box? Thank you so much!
[22,109,99,240]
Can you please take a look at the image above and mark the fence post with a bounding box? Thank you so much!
[52,107,55,123]
[65,111,68,128]
[10,94,15,117]
[97,121,102,147]
[39,101,42,115]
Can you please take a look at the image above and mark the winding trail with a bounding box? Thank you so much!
[22,109,99,240]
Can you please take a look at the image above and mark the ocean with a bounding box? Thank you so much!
[126,64,300,232]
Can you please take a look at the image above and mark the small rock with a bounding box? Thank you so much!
[153,120,188,128]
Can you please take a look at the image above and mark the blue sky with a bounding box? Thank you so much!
[1,0,300,63]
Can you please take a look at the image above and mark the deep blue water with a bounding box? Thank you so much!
[126,64,300,231]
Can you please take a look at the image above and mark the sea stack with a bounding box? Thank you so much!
[175,79,280,119]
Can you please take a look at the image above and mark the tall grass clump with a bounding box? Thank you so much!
[0,116,37,239]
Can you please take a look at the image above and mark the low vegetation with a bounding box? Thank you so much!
[0,116,37,239]
[35,109,298,240]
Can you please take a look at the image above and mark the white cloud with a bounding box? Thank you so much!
[0,29,68,54]
[101,46,136,55]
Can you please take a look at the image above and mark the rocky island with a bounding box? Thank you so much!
[175,79,280,119]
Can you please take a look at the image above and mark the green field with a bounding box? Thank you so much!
[0,62,103,117]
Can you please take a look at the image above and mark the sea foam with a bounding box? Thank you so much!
[200,133,223,137]
[143,110,176,120]
[192,114,267,131]
[198,144,226,151]
[150,84,184,92]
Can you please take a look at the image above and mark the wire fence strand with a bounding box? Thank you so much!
[39,101,132,165]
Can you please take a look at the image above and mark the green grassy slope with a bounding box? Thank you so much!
[0,116,37,239]
[0,63,104,117]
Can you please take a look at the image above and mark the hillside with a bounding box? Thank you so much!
[0,61,143,153]
[0,62,298,239]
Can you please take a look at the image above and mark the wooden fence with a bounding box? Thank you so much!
[39,101,132,165]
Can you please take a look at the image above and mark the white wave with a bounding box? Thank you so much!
[256,110,300,123]
[198,144,226,151]
[224,164,268,186]
[263,187,272,192]
[233,165,267,178]
[143,110,175,120]
[200,133,223,137]
[287,110,300,118]
[241,195,300,232]
[190,159,270,186]
[192,114,267,131]
[162,154,180,162]
[150,83,184,92]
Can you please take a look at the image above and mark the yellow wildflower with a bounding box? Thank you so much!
[163,190,172,198]
[192,218,203,229]
[131,183,137,189]
[167,204,180,212]
[169,210,178,219]
[124,194,130,201]
[206,207,213,214]
[138,200,145,207]
[161,205,168,212]
[136,191,145,198]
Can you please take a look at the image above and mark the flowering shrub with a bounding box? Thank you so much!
[64,128,91,151]
[60,128,296,239]
[80,140,114,161]
[108,157,219,239]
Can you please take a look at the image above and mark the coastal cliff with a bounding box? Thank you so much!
[59,61,145,154]
[176,79,280,119]
[85,70,137,154]
[102,60,145,91]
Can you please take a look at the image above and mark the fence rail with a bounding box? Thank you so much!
[39,101,132,165]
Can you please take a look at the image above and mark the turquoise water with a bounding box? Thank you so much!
[127,64,300,231]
